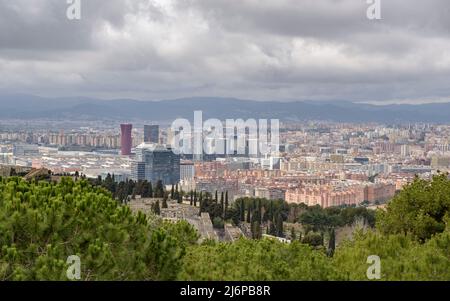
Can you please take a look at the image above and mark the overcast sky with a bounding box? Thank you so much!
[0,0,449,103]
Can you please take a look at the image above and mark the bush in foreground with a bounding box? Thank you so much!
[179,238,338,281]
[1,175,450,281]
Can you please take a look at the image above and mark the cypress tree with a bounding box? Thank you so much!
[269,218,276,236]
[224,191,229,218]
[257,199,262,223]
[127,179,134,196]
[256,221,261,239]
[251,220,261,239]
[141,181,148,198]
[198,192,203,216]
[153,200,161,215]
[155,180,164,198]
[246,203,251,223]
[276,213,284,237]
[239,199,245,222]
[220,192,224,215]
[327,227,336,257]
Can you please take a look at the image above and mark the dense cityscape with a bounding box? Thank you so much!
[1,120,449,241]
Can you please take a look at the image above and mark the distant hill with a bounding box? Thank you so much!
[0,94,450,123]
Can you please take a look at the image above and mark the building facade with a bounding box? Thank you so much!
[285,184,365,208]
[180,161,195,181]
[144,125,160,144]
[131,143,180,184]
[120,124,133,156]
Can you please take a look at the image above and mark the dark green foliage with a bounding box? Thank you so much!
[224,191,229,218]
[220,192,224,216]
[198,192,203,216]
[275,213,284,237]
[333,229,450,280]
[269,219,276,236]
[327,228,336,257]
[141,181,153,198]
[301,232,323,247]
[239,199,245,222]
[154,180,165,198]
[251,221,262,239]
[0,177,198,280]
[3,174,450,281]
[212,217,224,229]
[290,227,296,240]
[179,239,337,281]
[377,174,450,241]
[152,200,161,215]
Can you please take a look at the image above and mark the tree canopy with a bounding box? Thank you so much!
[376,174,450,241]
[1,173,450,281]
[0,177,198,280]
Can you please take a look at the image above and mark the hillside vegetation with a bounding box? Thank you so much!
[0,174,449,280]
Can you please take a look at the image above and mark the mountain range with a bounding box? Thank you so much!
[0,94,449,123]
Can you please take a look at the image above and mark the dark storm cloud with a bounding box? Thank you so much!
[189,0,450,38]
[0,0,449,103]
